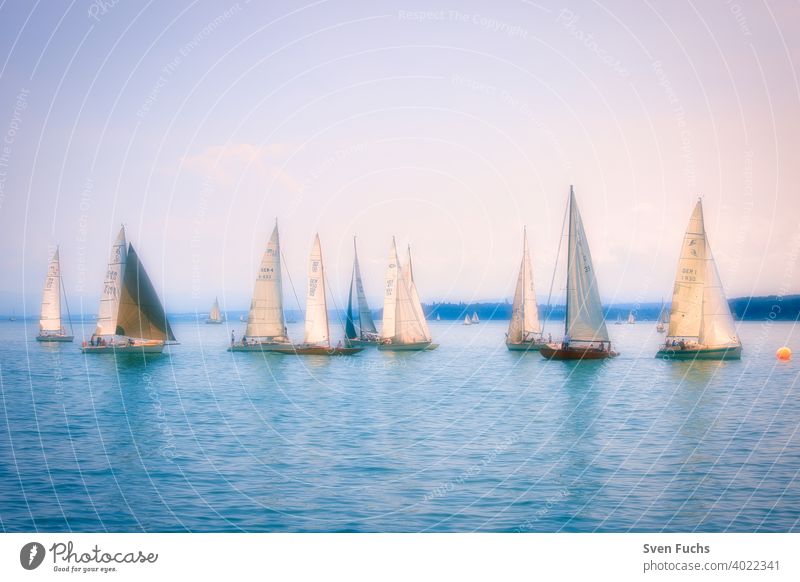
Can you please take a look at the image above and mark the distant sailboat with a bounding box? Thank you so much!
[206,297,224,324]
[656,199,741,360]
[463,315,472,325]
[82,226,175,353]
[656,299,667,333]
[239,315,246,322]
[506,227,546,351]
[378,238,437,351]
[229,222,291,352]
[37,247,73,342]
[541,187,618,360]
[627,310,636,324]
[614,313,623,325]
[436,313,441,321]
[345,237,379,347]
[471,311,479,323]
[269,234,363,355]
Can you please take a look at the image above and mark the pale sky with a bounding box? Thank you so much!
[1,0,798,315]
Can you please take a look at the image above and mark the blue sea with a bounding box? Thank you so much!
[0,319,798,532]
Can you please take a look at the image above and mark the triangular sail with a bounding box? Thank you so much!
[565,188,609,343]
[209,297,221,321]
[246,224,286,339]
[700,241,739,346]
[116,244,176,341]
[666,201,706,339]
[507,228,541,343]
[395,262,430,343]
[96,226,128,336]
[472,312,479,322]
[404,246,431,341]
[39,248,62,332]
[347,238,377,340]
[303,234,329,346]
[379,239,400,341]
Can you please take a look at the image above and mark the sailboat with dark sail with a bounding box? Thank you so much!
[656,199,741,360]
[378,238,437,351]
[506,227,545,351]
[541,187,618,360]
[82,226,175,353]
[345,237,379,347]
[37,247,74,342]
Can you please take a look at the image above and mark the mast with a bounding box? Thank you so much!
[565,187,573,337]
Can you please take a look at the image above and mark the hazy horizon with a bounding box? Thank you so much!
[1,1,798,315]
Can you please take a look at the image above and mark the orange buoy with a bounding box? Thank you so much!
[776,346,792,361]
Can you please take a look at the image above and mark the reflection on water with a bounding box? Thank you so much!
[0,320,798,532]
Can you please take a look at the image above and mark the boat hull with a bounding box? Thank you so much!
[227,342,291,353]
[378,341,438,352]
[205,320,224,324]
[344,338,379,348]
[37,335,74,342]
[506,340,546,352]
[540,345,618,360]
[81,341,164,354]
[656,345,742,360]
[268,345,364,356]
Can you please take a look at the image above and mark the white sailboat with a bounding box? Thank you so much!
[345,237,379,347]
[206,297,224,324]
[463,315,472,325]
[541,186,618,360]
[82,226,175,353]
[229,222,291,352]
[378,238,437,351]
[436,313,441,321]
[269,234,363,355]
[614,313,623,325]
[36,247,73,342]
[471,311,479,323]
[627,310,636,324]
[656,299,667,333]
[656,199,741,360]
[506,227,546,351]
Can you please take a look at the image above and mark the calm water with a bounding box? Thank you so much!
[0,319,798,532]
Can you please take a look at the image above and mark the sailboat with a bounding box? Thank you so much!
[229,222,291,352]
[344,237,379,347]
[627,310,636,324]
[378,238,437,351]
[463,315,472,325]
[656,199,741,360]
[656,299,667,333]
[436,313,441,321]
[36,247,74,342]
[82,226,175,353]
[614,313,623,325]
[270,234,363,355]
[206,297,224,324]
[541,187,618,360]
[506,227,546,351]
[471,311,479,323]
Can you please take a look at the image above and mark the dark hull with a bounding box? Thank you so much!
[540,346,618,360]
[506,340,545,352]
[205,320,224,324]
[656,345,742,360]
[37,335,74,342]
[345,338,380,348]
[378,341,438,352]
[268,345,364,356]
[81,342,164,354]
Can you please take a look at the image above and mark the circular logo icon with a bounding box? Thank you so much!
[20,542,45,570]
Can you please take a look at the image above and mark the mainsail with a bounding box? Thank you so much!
[507,228,541,343]
[95,226,128,336]
[303,234,329,346]
[346,238,377,340]
[246,224,286,339]
[667,200,739,346]
[39,248,62,333]
[209,297,222,321]
[565,188,609,343]
[380,239,400,341]
[380,239,430,344]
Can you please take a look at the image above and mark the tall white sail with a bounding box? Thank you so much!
[303,234,329,346]
[39,248,62,332]
[209,297,221,321]
[246,224,286,339]
[667,200,738,346]
[405,246,431,340]
[95,226,128,336]
[565,189,609,343]
[379,239,400,340]
[507,228,541,343]
[395,262,429,343]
